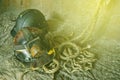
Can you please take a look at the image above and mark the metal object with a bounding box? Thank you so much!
[10,9,59,73]
[11,9,48,37]
[12,27,55,69]
[14,44,34,62]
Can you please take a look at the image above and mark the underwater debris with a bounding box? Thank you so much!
[10,9,60,75]
[58,42,96,73]
[43,59,59,73]
[58,42,80,60]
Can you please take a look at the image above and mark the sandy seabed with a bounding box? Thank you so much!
[0,9,120,80]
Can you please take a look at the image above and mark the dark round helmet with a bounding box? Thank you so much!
[11,9,48,37]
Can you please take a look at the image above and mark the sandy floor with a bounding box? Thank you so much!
[0,9,120,80]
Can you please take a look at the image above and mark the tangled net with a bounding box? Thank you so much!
[43,59,60,73]
[58,42,79,60]
[44,28,97,74]
[58,42,96,73]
